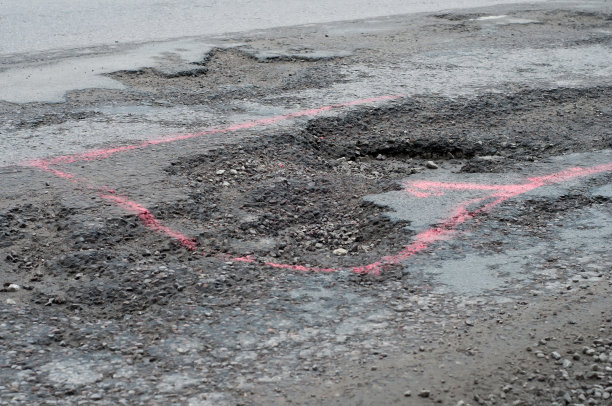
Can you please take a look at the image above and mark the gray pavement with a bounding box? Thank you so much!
[1,0,545,55]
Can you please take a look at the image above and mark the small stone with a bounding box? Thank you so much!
[552,351,561,360]
[418,390,430,398]
[216,169,226,175]
[5,299,16,305]
[6,284,20,292]
[404,390,411,397]
[426,161,438,169]
[456,401,466,406]
[465,319,474,326]
[229,169,238,175]
[333,248,348,256]
[502,384,513,393]
[222,181,230,186]
[563,392,572,403]
[562,359,572,368]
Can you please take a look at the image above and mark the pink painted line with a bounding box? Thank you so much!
[26,159,198,250]
[348,198,484,275]
[28,159,100,187]
[34,94,404,166]
[403,164,612,199]
[100,194,198,250]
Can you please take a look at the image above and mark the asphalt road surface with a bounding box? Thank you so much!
[0,1,611,405]
[1,0,543,55]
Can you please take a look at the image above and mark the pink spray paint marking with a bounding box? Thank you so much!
[100,194,198,250]
[403,164,612,201]
[26,159,198,250]
[349,198,485,275]
[35,95,405,166]
[28,159,97,187]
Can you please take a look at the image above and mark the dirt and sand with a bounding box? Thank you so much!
[0,2,611,405]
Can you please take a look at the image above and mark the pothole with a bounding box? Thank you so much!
[160,86,611,268]
[109,48,347,103]
[162,134,416,269]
